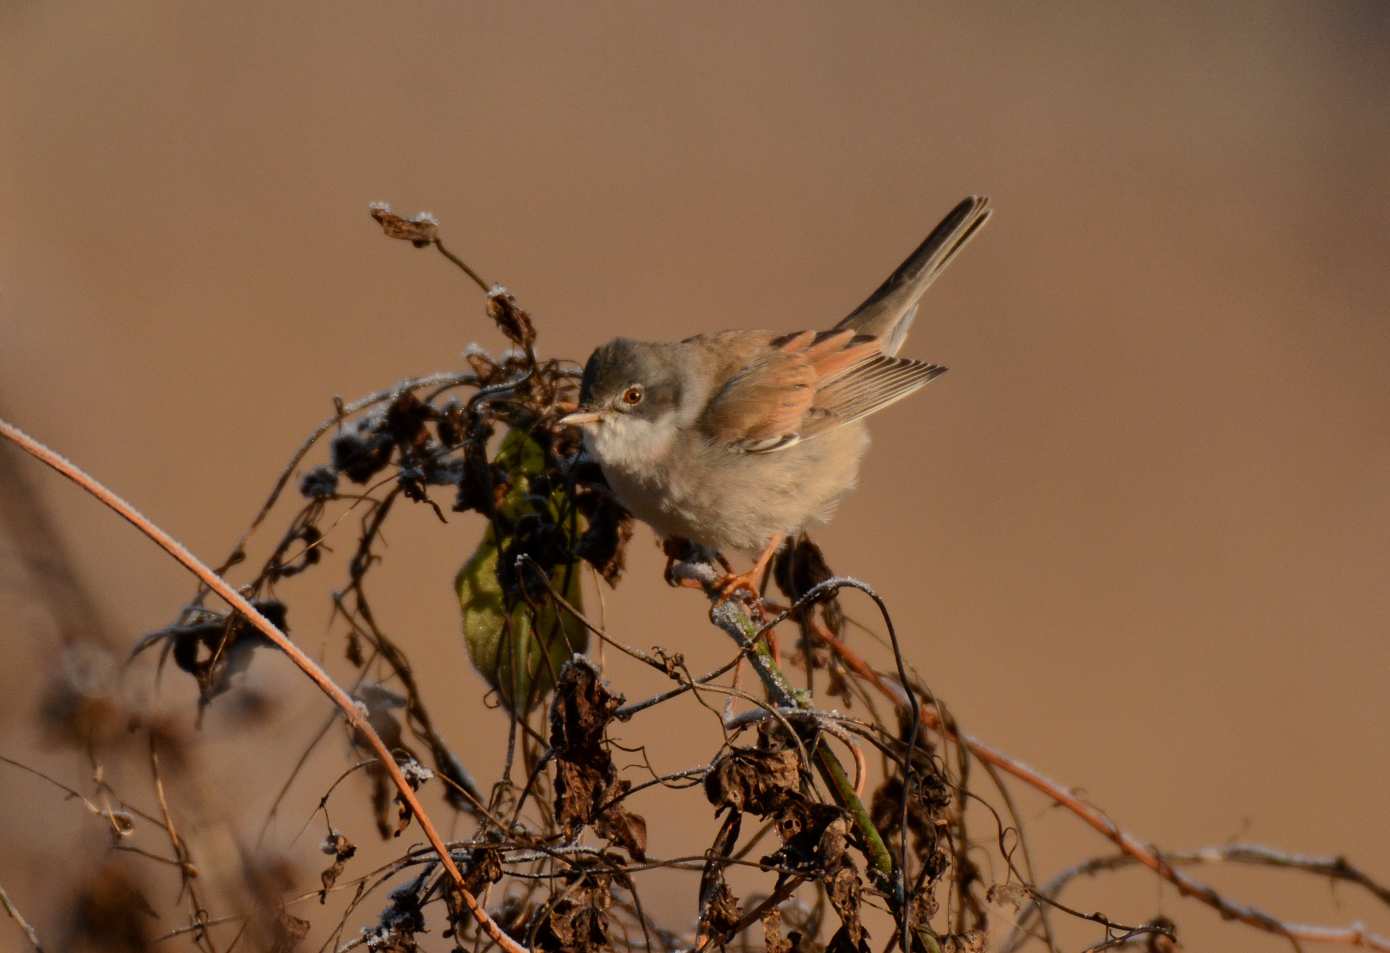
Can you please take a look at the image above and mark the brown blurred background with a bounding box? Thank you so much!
[1,2,1388,951]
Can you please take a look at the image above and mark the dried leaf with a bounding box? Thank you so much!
[704,747,802,816]
[330,416,396,484]
[763,905,792,953]
[825,864,863,947]
[370,203,439,246]
[535,866,613,953]
[825,925,870,953]
[984,882,1028,911]
[485,286,537,350]
[391,757,434,836]
[774,534,845,638]
[69,864,158,953]
[270,910,311,953]
[870,773,949,861]
[134,600,285,713]
[1147,916,1181,953]
[764,802,850,872]
[594,799,648,861]
[704,880,743,936]
[363,877,427,952]
[443,850,505,937]
[939,932,986,953]
[695,809,743,948]
[549,659,642,856]
[319,830,357,902]
[573,491,634,586]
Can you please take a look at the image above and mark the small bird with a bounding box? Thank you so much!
[561,196,990,599]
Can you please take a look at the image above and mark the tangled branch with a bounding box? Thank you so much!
[1,204,1384,953]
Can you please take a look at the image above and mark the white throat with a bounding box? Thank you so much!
[583,413,679,478]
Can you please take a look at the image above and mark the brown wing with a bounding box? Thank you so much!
[696,342,817,452]
[698,330,936,453]
[800,355,946,438]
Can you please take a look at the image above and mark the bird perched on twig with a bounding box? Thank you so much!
[561,196,990,601]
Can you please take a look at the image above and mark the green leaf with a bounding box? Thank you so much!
[456,429,588,712]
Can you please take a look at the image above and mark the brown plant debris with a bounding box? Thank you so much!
[532,865,614,953]
[550,658,648,859]
[132,599,286,712]
[370,202,439,246]
[319,829,357,902]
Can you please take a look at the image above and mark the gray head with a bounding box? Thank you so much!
[561,338,687,469]
[572,338,684,422]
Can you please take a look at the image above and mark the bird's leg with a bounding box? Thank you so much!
[713,533,784,608]
[662,536,693,587]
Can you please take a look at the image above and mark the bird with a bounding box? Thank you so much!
[560,196,990,601]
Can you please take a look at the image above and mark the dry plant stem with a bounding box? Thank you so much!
[0,420,530,953]
[806,615,1390,952]
[692,575,896,885]
[0,884,45,953]
[209,371,478,578]
[434,237,490,292]
[1003,847,1390,953]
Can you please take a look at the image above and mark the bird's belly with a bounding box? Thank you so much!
[599,424,870,555]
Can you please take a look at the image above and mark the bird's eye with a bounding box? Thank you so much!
[622,386,644,406]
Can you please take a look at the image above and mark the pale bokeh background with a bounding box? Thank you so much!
[1,3,1388,951]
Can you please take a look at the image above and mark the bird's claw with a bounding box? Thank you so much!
[712,571,762,607]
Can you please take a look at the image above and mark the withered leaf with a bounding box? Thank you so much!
[826,925,871,953]
[135,600,286,713]
[464,847,504,895]
[270,910,311,953]
[485,286,537,350]
[363,923,419,953]
[385,390,432,452]
[763,802,853,874]
[391,757,434,836]
[553,758,611,837]
[703,747,802,816]
[763,905,792,953]
[695,810,743,948]
[370,203,439,246]
[1146,916,1181,953]
[573,492,634,587]
[593,799,647,861]
[319,829,357,902]
[984,881,1028,911]
[69,865,158,952]
[774,534,845,639]
[870,772,949,863]
[703,880,743,937]
[825,864,863,947]
[330,416,396,484]
[443,849,504,938]
[550,658,628,840]
[535,867,612,953]
[363,878,427,953]
[939,932,986,953]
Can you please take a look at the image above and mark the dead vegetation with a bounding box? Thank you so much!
[1,206,1387,953]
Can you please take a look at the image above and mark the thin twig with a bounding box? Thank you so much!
[0,419,531,953]
[0,884,45,953]
[807,606,1390,952]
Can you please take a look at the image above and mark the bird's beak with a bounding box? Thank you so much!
[559,410,605,428]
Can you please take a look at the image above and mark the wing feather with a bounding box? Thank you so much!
[804,356,946,434]
[697,330,946,452]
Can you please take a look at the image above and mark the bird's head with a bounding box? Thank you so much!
[560,338,686,471]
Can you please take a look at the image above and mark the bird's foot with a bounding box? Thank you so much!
[710,534,784,617]
[711,569,764,607]
[662,537,695,587]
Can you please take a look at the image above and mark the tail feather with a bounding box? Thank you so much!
[835,195,991,356]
